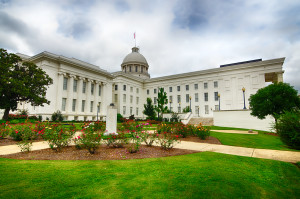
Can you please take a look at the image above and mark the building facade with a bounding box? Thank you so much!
[15,46,285,120]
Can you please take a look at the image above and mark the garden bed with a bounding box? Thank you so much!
[0,145,199,160]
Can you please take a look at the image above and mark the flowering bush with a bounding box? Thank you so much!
[76,124,103,154]
[139,131,157,146]
[157,132,181,150]
[127,135,142,153]
[8,114,28,120]
[157,123,172,134]
[9,123,39,141]
[104,132,128,148]
[0,122,10,139]
[42,124,76,152]
[194,123,210,140]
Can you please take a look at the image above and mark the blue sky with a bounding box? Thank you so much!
[0,0,299,92]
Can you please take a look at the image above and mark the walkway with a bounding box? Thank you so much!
[1,138,299,163]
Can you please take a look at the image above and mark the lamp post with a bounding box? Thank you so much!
[189,96,192,112]
[97,103,100,121]
[242,87,246,109]
[218,93,221,110]
[169,100,172,112]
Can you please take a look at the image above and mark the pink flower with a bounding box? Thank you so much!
[77,136,81,139]
[15,130,18,134]
[136,136,139,138]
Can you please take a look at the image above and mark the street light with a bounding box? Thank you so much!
[189,96,192,112]
[97,103,100,121]
[218,93,221,110]
[242,87,246,109]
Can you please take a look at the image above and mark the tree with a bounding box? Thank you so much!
[0,48,53,120]
[155,88,168,119]
[143,98,156,120]
[249,82,300,127]
[183,106,190,113]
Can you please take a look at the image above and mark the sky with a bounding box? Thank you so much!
[0,0,299,92]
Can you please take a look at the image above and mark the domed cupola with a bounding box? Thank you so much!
[121,47,150,79]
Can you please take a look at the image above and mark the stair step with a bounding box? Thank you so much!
[188,117,214,126]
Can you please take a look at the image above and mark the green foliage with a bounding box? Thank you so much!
[155,88,168,118]
[129,114,135,120]
[0,123,9,139]
[78,125,102,154]
[194,123,211,140]
[170,112,180,122]
[139,131,157,146]
[9,123,38,141]
[117,113,124,123]
[42,123,76,151]
[157,132,180,150]
[51,110,63,122]
[249,82,300,121]
[104,132,128,148]
[276,111,300,150]
[17,109,29,116]
[127,135,142,153]
[183,106,190,113]
[143,98,156,120]
[0,48,53,120]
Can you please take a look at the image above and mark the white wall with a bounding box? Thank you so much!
[213,110,274,131]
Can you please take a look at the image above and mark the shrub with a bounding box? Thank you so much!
[194,123,210,140]
[79,131,102,154]
[170,112,180,122]
[17,109,29,116]
[0,123,10,139]
[9,123,38,141]
[127,135,142,153]
[104,132,128,148]
[157,132,181,150]
[117,113,124,123]
[51,111,63,122]
[276,111,300,149]
[140,131,157,146]
[129,114,135,120]
[8,114,27,120]
[42,123,76,151]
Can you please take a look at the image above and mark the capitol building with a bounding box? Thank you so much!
[16,46,284,121]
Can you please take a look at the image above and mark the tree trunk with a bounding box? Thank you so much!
[2,108,10,120]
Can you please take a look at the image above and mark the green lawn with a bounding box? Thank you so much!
[210,126,296,151]
[0,152,299,199]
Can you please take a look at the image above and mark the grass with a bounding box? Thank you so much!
[0,152,299,199]
[209,126,296,151]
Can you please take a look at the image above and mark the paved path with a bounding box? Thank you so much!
[1,138,299,163]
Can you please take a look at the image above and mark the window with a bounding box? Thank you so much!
[186,85,189,91]
[141,67,143,73]
[123,106,126,115]
[136,88,139,93]
[130,87,133,92]
[154,89,157,94]
[115,85,118,90]
[130,95,133,103]
[123,85,126,91]
[123,94,126,103]
[214,92,218,101]
[215,105,219,111]
[177,86,180,91]
[177,95,181,103]
[205,105,209,114]
[169,95,173,102]
[147,89,149,95]
[136,108,139,116]
[204,82,208,89]
[114,94,118,103]
[169,87,172,92]
[186,94,190,102]
[178,107,181,113]
[135,66,138,72]
[204,93,208,101]
[81,100,85,112]
[130,107,133,115]
[154,97,157,104]
[195,93,199,102]
[194,84,198,90]
[63,77,68,90]
[91,84,94,95]
[98,85,101,96]
[72,99,76,112]
[136,97,139,104]
[73,79,77,92]
[90,101,94,112]
[129,66,132,72]
[82,82,86,93]
[214,81,218,88]
[62,98,67,111]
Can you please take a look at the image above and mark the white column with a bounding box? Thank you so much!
[67,75,74,113]
[76,77,83,114]
[86,79,91,115]
[55,72,64,111]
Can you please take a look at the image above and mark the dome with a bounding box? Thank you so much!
[122,47,148,66]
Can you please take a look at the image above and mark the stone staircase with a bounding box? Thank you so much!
[188,117,214,126]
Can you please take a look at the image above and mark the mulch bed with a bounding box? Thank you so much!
[0,136,221,160]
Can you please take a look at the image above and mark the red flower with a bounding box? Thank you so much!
[15,130,18,134]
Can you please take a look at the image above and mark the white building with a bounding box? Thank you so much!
[15,46,284,121]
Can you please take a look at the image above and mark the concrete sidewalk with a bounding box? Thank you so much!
[0,139,299,163]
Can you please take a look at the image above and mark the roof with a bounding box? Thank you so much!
[121,47,148,66]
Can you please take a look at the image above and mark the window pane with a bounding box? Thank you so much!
[99,85,101,96]
[73,79,77,92]
[72,99,76,112]
[63,77,68,90]
[81,100,85,112]
[82,82,86,93]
